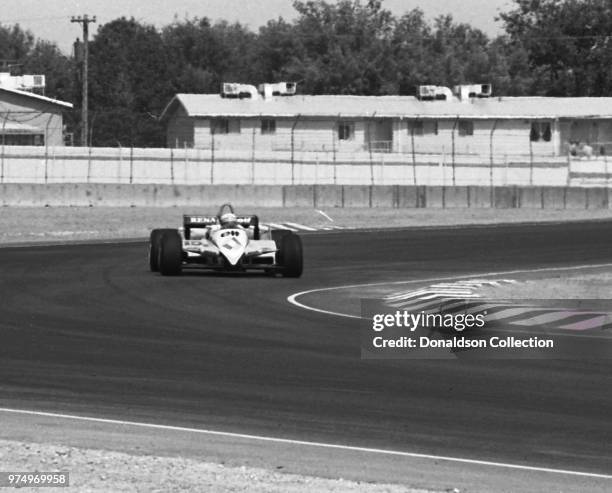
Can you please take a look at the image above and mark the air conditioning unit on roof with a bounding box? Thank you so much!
[258,81,297,98]
[416,85,453,101]
[21,74,46,89]
[0,73,46,91]
[221,82,259,99]
[453,83,492,100]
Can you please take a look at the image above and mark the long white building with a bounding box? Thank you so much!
[161,84,612,157]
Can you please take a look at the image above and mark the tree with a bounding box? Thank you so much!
[22,40,74,103]
[391,9,433,95]
[286,0,397,95]
[162,17,257,93]
[0,24,34,62]
[88,18,175,146]
[499,0,612,96]
[252,17,302,84]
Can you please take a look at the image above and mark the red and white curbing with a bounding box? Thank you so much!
[384,279,611,332]
[260,222,355,232]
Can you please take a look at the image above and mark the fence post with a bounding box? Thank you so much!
[368,139,374,185]
[505,154,509,186]
[1,111,9,183]
[87,145,92,183]
[291,114,301,185]
[490,119,498,186]
[489,119,498,205]
[529,137,534,186]
[441,147,446,187]
[129,146,133,184]
[44,115,52,184]
[118,145,122,183]
[410,118,417,185]
[170,147,174,185]
[210,128,215,185]
[184,142,188,184]
[251,125,256,184]
[451,117,458,186]
[333,115,339,185]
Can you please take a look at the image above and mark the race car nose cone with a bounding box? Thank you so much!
[213,229,248,265]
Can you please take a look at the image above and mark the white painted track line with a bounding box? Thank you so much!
[266,222,298,232]
[0,408,610,480]
[284,222,318,231]
[512,310,590,326]
[287,262,612,320]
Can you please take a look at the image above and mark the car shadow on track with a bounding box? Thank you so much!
[150,270,287,279]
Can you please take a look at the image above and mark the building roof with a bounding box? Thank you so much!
[0,87,73,109]
[162,93,612,120]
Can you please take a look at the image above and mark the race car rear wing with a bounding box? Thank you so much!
[183,215,219,227]
[183,214,261,239]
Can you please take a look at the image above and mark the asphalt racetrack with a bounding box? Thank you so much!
[1,221,611,487]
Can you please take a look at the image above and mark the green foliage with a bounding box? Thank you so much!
[162,17,256,92]
[88,17,174,146]
[0,24,34,61]
[499,0,612,95]
[0,24,72,100]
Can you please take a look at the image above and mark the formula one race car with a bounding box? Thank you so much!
[148,204,303,277]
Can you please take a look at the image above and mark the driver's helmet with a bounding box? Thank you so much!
[220,212,238,228]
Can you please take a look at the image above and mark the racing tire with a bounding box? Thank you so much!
[149,228,175,272]
[278,233,303,278]
[158,230,183,276]
[271,229,293,243]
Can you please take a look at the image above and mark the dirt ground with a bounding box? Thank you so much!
[0,439,436,493]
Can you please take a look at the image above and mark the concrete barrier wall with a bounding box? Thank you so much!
[2,184,612,209]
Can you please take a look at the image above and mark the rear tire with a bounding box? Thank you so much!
[158,230,183,276]
[149,228,175,272]
[278,233,303,278]
[271,229,293,243]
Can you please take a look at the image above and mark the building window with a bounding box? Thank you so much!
[261,119,276,134]
[338,122,355,141]
[458,120,474,136]
[408,120,437,136]
[530,121,551,142]
[408,120,424,136]
[1,134,44,146]
[211,118,240,134]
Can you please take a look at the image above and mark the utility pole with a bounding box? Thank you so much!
[71,14,96,147]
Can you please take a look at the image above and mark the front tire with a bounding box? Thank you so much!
[158,230,183,276]
[278,233,303,278]
[149,228,176,271]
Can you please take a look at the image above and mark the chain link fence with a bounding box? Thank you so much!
[0,143,581,186]
[2,109,609,186]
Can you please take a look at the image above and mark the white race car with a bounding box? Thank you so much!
[149,204,303,277]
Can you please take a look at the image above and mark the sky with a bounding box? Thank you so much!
[2,0,513,54]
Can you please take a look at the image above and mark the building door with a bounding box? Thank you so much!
[366,119,393,152]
